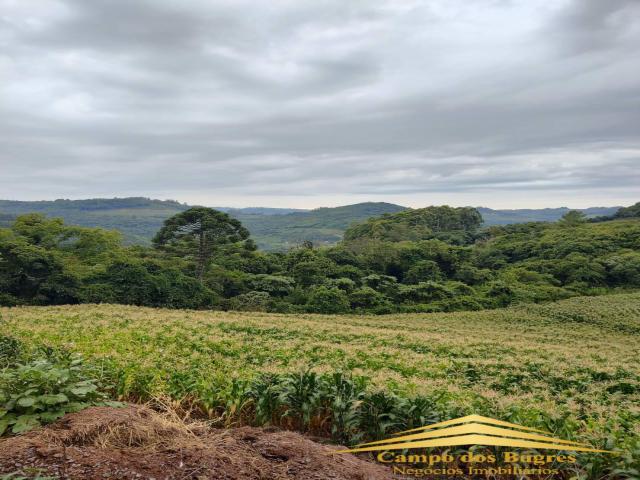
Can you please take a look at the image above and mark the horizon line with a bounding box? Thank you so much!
[0,196,628,212]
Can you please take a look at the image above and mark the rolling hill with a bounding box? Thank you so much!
[0,198,405,249]
[228,202,407,249]
[0,198,622,250]
[477,206,620,225]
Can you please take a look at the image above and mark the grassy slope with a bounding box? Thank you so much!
[2,293,639,425]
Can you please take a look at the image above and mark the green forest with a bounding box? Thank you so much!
[0,198,620,250]
[1,203,639,314]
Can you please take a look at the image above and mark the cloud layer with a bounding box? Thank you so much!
[1,0,639,207]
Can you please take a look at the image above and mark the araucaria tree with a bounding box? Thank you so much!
[153,207,249,280]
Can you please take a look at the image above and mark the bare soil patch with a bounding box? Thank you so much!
[0,405,392,480]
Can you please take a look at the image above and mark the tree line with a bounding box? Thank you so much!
[1,204,639,314]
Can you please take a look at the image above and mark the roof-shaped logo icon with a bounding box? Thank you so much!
[334,414,610,454]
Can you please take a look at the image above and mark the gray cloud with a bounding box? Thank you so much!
[1,0,639,208]
[550,0,640,54]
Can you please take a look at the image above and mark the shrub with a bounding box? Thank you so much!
[603,252,640,286]
[306,286,350,314]
[0,335,23,368]
[292,260,331,287]
[228,291,271,312]
[327,277,356,293]
[0,294,20,307]
[483,281,516,307]
[247,274,295,297]
[0,355,112,435]
[398,281,454,303]
[404,260,442,284]
[361,274,399,297]
[331,265,363,281]
[453,265,492,285]
[349,287,386,310]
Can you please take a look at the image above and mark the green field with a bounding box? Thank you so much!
[2,293,639,476]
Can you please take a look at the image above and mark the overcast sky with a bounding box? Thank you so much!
[1,0,639,209]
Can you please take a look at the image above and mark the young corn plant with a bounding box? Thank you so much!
[247,373,284,426]
[323,371,367,444]
[278,370,321,432]
[358,391,404,441]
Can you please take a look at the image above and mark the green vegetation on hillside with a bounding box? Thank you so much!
[613,202,640,219]
[1,203,639,478]
[0,198,404,249]
[0,198,624,249]
[2,294,639,477]
[478,206,620,225]
[233,202,406,249]
[1,205,639,314]
[344,206,482,244]
[0,198,190,245]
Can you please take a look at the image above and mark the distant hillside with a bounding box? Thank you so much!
[0,213,15,228]
[0,198,404,249]
[0,198,191,245]
[0,198,625,250]
[233,202,407,249]
[478,206,620,225]
[220,207,305,216]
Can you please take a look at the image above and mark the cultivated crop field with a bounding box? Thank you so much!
[2,293,640,476]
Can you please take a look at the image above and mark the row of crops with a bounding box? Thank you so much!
[2,293,640,478]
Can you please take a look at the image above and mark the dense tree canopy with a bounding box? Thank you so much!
[614,201,640,219]
[1,205,639,314]
[343,206,482,244]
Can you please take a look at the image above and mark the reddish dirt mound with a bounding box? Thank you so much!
[0,405,393,480]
